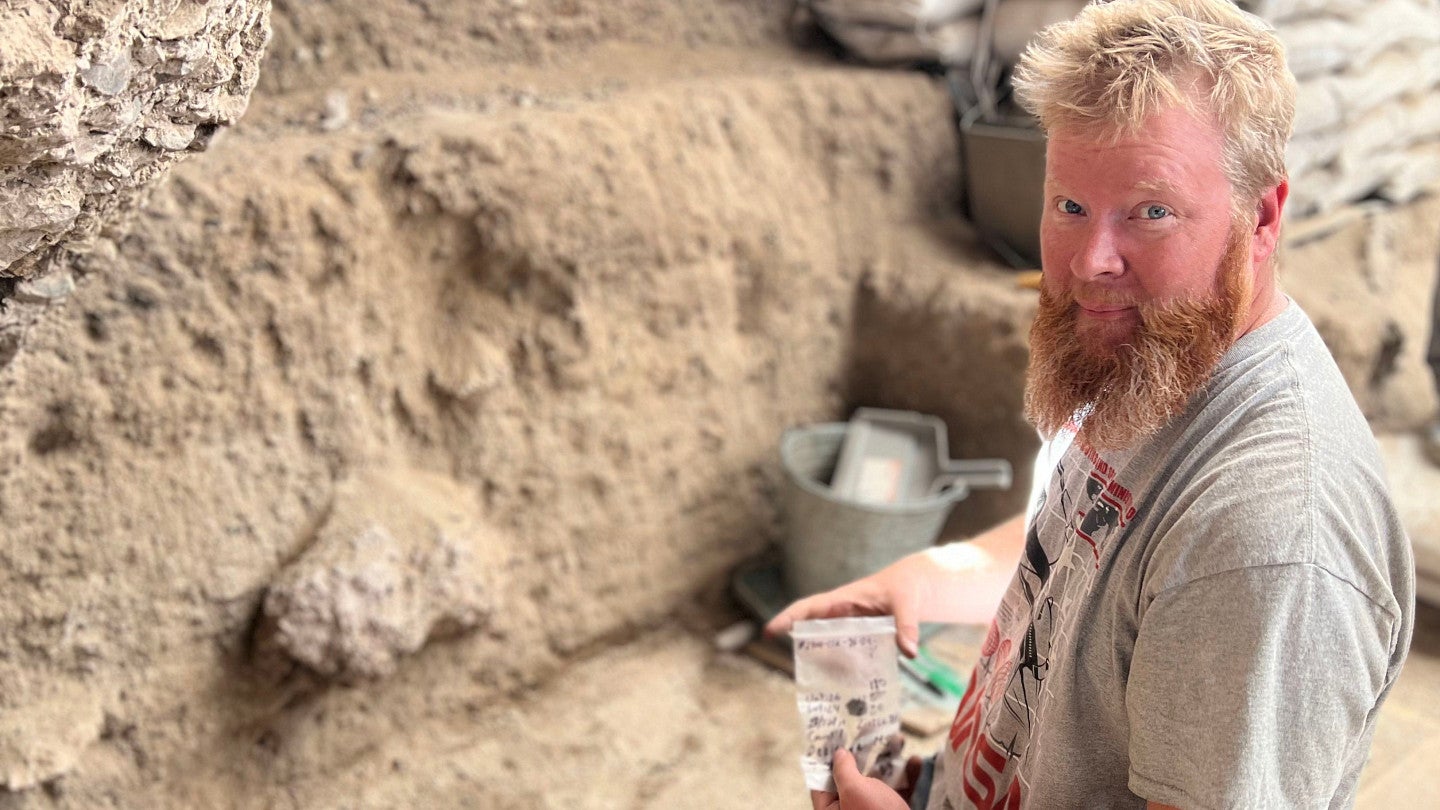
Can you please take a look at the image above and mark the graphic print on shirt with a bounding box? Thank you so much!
[943,433,1139,809]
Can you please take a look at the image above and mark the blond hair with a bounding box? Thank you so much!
[1012,0,1296,209]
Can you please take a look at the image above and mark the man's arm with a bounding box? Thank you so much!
[767,513,1027,656]
[1126,564,1393,807]
[913,513,1027,625]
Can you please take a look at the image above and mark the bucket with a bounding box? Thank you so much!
[778,421,1009,597]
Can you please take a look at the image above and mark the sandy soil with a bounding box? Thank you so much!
[3,1,1438,806]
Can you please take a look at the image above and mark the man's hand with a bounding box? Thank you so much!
[810,749,914,810]
[765,557,929,657]
[766,514,1028,658]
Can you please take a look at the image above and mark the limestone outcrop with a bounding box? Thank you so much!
[0,0,270,366]
[254,468,495,683]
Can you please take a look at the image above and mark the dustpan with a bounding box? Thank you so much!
[831,407,1012,504]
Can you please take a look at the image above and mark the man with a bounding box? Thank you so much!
[768,1,1415,808]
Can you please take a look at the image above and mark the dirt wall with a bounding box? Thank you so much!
[2,0,1436,806]
[0,3,1028,803]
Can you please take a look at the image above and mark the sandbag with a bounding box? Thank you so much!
[1280,17,1364,79]
[1288,130,1343,177]
[808,0,1085,69]
[1288,91,1440,217]
[1410,90,1440,138]
[1293,79,1344,136]
[1379,139,1440,204]
[991,0,1087,65]
[1280,0,1440,80]
[1327,47,1440,122]
[1339,92,1440,169]
[819,14,982,65]
[1287,166,1336,217]
[1239,0,1370,24]
[1289,162,1389,218]
[810,0,986,28]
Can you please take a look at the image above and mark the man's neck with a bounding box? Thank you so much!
[1237,277,1286,339]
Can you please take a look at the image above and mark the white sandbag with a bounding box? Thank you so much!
[821,15,981,65]
[809,0,985,29]
[1328,47,1440,123]
[1278,1,1440,80]
[810,0,921,28]
[1352,0,1440,53]
[1280,17,1364,79]
[1240,0,1370,24]
[1287,166,1339,218]
[1320,132,1436,214]
[1338,103,1412,173]
[1337,0,1440,26]
[1409,90,1440,139]
[1289,93,1440,217]
[1288,160,1409,219]
[1418,47,1440,91]
[1330,165,1390,206]
[1299,162,1389,216]
[1378,139,1440,203]
[1287,129,1343,177]
[1340,93,1440,169]
[918,0,987,24]
[926,17,985,65]
[1294,79,1344,136]
[991,0,1088,66]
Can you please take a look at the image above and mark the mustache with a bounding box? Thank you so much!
[1041,284,1146,315]
[1045,283,1216,324]
[1072,288,1138,308]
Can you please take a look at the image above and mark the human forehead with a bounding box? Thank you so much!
[1044,107,1231,201]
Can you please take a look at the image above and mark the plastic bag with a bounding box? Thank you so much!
[791,616,905,792]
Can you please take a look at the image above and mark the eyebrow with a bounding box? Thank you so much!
[1133,179,1183,197]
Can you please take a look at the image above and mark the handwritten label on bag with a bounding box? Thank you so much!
[791,617,903,792]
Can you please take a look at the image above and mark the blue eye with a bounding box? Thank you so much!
[1058,199,1084,215]
[1142,204,1171,220]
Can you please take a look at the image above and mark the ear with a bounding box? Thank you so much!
[1250,179,1288,266]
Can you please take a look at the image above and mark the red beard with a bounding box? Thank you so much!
[1024,229,1253,451]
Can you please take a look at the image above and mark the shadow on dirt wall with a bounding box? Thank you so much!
[842,270,1039,541]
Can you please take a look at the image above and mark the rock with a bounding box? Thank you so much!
[0,685,104,792]
[78,51,134,96]
[141,121,199,152]
[254,468,496,684]
[0,173,83,268]
[12,270,76,304]
[0,0,271,369]
[319,89,349,131]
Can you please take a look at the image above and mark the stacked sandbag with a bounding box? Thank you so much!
[1244,0,1440,216]
[803,0,1085,69]
[807,0,1440,218]
[804,0,985,65]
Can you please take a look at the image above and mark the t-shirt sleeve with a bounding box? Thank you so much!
[1125,563,1394,809]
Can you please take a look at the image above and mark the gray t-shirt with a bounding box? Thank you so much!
[928,301,1414,809]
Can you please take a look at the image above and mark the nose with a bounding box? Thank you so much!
[1069,222,1125,281]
